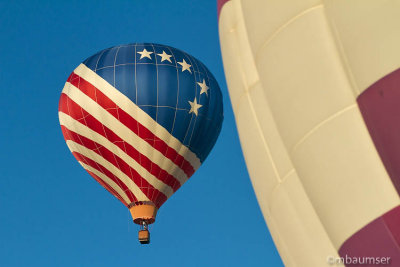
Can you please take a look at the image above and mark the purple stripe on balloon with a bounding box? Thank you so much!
[357,68,400,195]
[338,205,400,266]
[217,0,230,18]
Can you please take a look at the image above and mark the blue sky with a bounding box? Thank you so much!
[0,1,283,266]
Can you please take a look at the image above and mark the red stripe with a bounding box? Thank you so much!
[357,68,400,196]
[67,71,196,177]
[71,151,138,204]
[59,93,181,192]
[338,206,400,265]
[86,169,129,207]
[61,125,168,208]
[61,126,136,203]
[69,149,136,200]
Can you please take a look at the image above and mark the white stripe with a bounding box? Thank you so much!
[78,161,131,204]
[60,112,174,198]
[65,140,149,202]
[73,63,201,170]
[61,82,189,185]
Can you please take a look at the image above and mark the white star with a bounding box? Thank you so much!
[188,97,202,116]
[137,48,153,60]
[197,79,209,96]
[157,51,172,63]
[178,59,192,73]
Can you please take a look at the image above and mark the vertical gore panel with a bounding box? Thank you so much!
[357,68,400,195]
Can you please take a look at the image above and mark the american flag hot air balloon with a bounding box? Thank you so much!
[58,43,223,244]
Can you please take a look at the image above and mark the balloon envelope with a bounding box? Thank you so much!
[58,43,223,213]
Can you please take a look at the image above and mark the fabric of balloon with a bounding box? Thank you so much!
[58,43,223,219]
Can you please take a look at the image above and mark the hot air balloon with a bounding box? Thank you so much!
[219,0,400,266]
[58,43,223,244]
